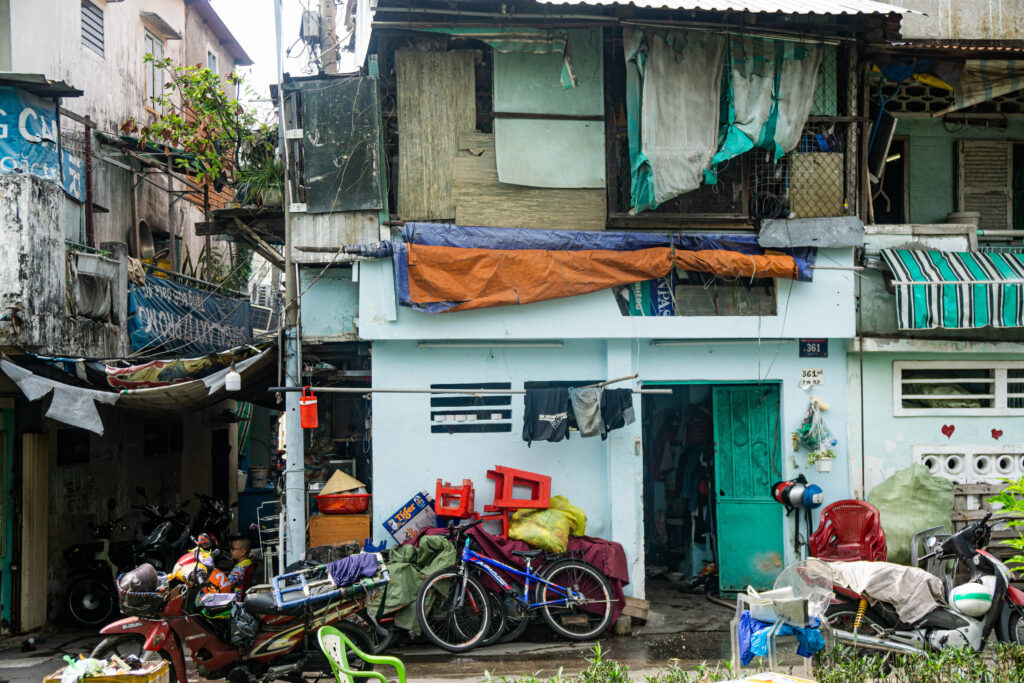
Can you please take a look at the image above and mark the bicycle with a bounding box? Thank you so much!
[415,519,614,653]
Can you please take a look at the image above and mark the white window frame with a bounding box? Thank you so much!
[144,30,165,108]
[207,50,218,75]
[893,360,1024,417]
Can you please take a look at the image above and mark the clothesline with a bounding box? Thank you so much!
[268,375,672,396]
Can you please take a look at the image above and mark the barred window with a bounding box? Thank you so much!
[894,361,1024,416]
[81,1,104,57]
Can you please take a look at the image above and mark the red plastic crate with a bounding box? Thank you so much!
[316,493,371,514]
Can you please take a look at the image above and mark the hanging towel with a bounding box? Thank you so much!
[599,388,636,439]
[568,387,604,437]
[523,388,571,445]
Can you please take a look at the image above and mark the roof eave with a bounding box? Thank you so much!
[185,0,255,67]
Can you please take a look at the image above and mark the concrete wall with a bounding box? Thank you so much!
[0,174,124,357]
[896,118,1024,226]
[895,0,1024,41]
[846,345,1024,498]
[371,337,850,597]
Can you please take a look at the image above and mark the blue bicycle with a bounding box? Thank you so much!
[415,519,614,652]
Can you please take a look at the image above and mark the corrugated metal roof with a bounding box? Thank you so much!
[537,0,910,14]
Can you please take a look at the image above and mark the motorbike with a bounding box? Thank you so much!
[63,499,137,627]
[132,489,192,572]
[190,492,236,551]
[826,511,1024,654]
[91,550,388,683]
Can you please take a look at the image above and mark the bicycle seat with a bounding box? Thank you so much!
[511,549,543,560]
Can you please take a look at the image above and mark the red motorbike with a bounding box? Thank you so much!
[91,551,388,683]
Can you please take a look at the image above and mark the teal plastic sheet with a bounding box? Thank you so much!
[710,37,823,180]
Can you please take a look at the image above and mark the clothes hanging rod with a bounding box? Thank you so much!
[269,384,671,396]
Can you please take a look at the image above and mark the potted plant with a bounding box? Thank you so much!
[807,447,836,473]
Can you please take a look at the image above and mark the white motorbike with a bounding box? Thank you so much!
[824,512,1024,654]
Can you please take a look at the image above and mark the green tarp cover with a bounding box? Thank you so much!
[882,248,1024,329]
[368,535,454,634]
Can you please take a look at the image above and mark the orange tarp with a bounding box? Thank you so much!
[406,244,800,312]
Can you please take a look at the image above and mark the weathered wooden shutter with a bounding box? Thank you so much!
[957,140,1011,230]
[81,0,104,57]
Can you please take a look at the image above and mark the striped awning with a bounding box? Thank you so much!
[881,249,1024,330]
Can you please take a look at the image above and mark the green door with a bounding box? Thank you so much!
[713,384,784,593]
[0,409,13,627]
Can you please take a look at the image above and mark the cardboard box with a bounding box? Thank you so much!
[383,492,437,543]
[308,513,370,548]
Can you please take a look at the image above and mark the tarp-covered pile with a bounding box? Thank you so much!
[348,223,816,313]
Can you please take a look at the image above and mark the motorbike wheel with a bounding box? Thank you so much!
[92,635,174,679]
[824,604,896,659]
[1007,611,1024,645]
[65,577,117,627]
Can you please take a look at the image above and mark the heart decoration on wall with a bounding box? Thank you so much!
[993,429,1004,440]
[941,424,955,439]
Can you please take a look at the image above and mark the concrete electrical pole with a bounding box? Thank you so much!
[319,0,339,74]
[275,0,305,568]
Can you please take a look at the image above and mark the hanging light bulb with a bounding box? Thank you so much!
[225,363,242,392]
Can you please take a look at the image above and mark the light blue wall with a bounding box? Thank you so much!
[300,266,358,340]
[372,337,850,597]
[846,349,1024,497]
[356,248,856,341]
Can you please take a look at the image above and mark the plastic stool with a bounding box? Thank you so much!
[435,478,476,519]
[479,508,513,538]
[487,466,551,510]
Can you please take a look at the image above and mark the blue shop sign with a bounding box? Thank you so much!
[128,275,253,355]
[0,86,60,182]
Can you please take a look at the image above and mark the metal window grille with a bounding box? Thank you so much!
[430,383,512,434]
[81,0,104,57]
[894,361,1024,416]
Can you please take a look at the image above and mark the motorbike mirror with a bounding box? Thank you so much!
[211,548,222,558]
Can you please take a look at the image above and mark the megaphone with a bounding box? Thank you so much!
[771,474,824,513]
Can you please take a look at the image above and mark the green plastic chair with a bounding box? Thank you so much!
[316,625,406,683]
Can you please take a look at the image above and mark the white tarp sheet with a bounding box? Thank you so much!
[0,358,119,434]
[830,560,945,624]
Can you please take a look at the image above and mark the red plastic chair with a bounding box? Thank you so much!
[809,500,887,562]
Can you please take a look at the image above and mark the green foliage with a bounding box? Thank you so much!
[204,243,253,294]
[122,57,276,189]
[806,447,836,465]
[484,643,1024,683]
[990,477,1024,571]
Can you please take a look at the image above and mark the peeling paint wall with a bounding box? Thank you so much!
[0,174,125,357]
[896,0,1024,41]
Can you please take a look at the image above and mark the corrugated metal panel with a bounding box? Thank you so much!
[81,0,104,57]
[538,0,907,13]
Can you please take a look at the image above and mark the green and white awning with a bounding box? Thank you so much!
[881,249,1024,330]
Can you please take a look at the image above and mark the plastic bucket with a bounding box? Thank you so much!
[249,466,269,489]
[299,386,318,429]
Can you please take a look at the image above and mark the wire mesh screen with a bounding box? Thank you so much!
[749,125,848,220]
[811,44,838,117]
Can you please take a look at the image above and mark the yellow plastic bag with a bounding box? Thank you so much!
[509,509,570,554]
[549,495,587,536]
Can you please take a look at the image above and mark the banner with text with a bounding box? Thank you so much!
[128,275,253,355]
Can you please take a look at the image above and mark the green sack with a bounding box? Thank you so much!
[867,464,954,565]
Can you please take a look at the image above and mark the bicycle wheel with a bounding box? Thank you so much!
[537,560,613,641]
[499,595,531,644]
[416,569,491,653]
[481,589,507,646]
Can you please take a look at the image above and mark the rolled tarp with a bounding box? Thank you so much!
[404,243,801,312]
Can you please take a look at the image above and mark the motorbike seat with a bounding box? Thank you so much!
[833,584,866,602]
[243,588,340,616]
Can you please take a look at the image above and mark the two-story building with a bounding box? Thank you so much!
[266,0,919,602]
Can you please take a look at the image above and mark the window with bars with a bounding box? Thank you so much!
[81,0,103,57]
[430,383,512,434]
[894,361,1024,416]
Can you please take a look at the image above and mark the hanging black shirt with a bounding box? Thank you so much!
[600,388,636,439]
[522,388,571,446]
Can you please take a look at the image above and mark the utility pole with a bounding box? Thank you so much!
[275,0,305,567]
[319,0,339,74]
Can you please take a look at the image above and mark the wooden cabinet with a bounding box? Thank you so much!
[307,514,370,548]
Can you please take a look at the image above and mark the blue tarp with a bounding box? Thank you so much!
[0,86,60,184]
[128,275,253,355]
